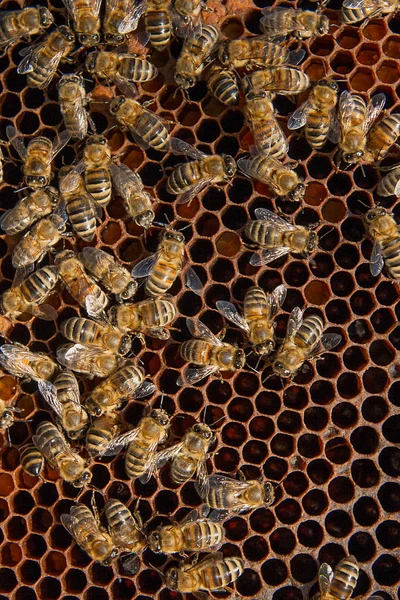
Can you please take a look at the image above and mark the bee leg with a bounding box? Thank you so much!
[237,468,246,481]
[87,114,97,134]
[217,326,227,340]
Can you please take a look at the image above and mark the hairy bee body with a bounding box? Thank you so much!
[245,286,276,353]
[175,25,219,89]
[366,113,400,162]
[363,207,400,279]
[105,499,146,553]
[86,415,120,457]
[205,64,239,105]
[23,137,54,189]
[180,339,245,374]
[59,170,97,242]
[198,473,275,515]
[61,317,131,355]
[80,247,138,303]
[124,409,170,479]
[245,92,287,159]
[238,154,305,202]
[261,7,329,40]
[104,0,139,45]
[12,217,66,270]
[171,424,215,485]
[20,443,45,477]
[64,0,101,46]
[82,136,112,208]
[137,229,185,297]
[52,370,89,439]
[109,297,176,336]
[377,165,400,197]
[110,96,170,151]
[340,0,397,25]
[218,36,289,70]
[0,187,58,235]
[145,0,172,50]
[57,343,121,379]
[248,67,310,96]
[86,51,157,85]
[0,7,54,50]
[1,265,58,321]
[148,511,224,554]
[166,554,244,593]
[58,74,90,140]
[245,219,316,256]
[166,154,237,196]
[319,556,359,600]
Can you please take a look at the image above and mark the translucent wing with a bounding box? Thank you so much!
[30,304,59,321]
[342,0,379,9]
[288,100,313,130]
[131,254,157,278]
[169,137,208,160]
[117,2,145,32]
[177,365,219,386]
[6,126,27,158]
[113,74,139,99]
[51,130,72,158]
[154,441,185,470]
[260,7,293,38]
[80,247,110,273]
[101,427,141,457]
[195,459,210,499]
[60,513,78,538]
[0,208,16,232]
[339,91,358,136]
[19,45,65,89]
[269,284,287,316]
[238,156,281,190]
[85,295,108,320]
[110,162,144,196]
[364,93,386,132]
[370,241,384,276]
[175,178,213,205]
[62,0,102,19]
[184,265,203,295]
[216,301,250,333]
[186,318,221,345]
[318,563,334,594]
[320,333,342,351]
[17,46,40,74]
[327,110,341,144]
[133,380,156,400]
[38,380,64,417]
[286,307,303,340]
[250,247,291,266]
[287,48,306,66]
[255,208,296,231]
[0,344,47,380]
[144,327,170,340]
[186,552,225,573]
[394,177,400,197]
[253,118,289,156]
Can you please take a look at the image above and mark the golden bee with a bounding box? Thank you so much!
[196,472,275,518]
[80,247,138,303]
[144,0,173,51]
[109,297,177,340]
[238,155,306,202]
[61,0,101,46]
[33,421,92,487]
[175,24,219,89]
[131,227,203,297]
[80,135,113,208]
[178,318,246,385]
[218,36,298,70]
[165,552,244,594]
[0,400,19,435]
[0,186,59,235]
[260,7,329,41]
[105,498,146,554]
[58,74,92,140]
[7,125,71,189]
[85,415,121,457]
[0,6,53,54]
[245,66,311,96]
[0,265,59,322]
[217,284,286,357]
[205,63,239,106]
[104,0,144,45]
[61,503,118,563]
[57,343,123,379]
[20,443,45,478]
[60,316,131,355]
[17,25,75,89]
[84,360,156,417]
[173,0,204,37]
[0,342,57,383]
[244,208,318,265]
[317,555,359,600]
[86,51,158,96]
[38,370,89,440]
[148,505,224,554]
[365,111,400,162]
[340,0,398,26]
[272,307,342,379]
[288,78,339,149]
[377,164,400,198]
[363,206,400,279]
[110,162,155,229]
[245,91,288,159]
[58,167,100,242]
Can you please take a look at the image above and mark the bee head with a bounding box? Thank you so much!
[234,348,246,370]
[218,43,229,66]
[174,73,194,89]
[105,34,125,45]
[59,25,75,43]
[223,155,237,178]
[166,567,178,589]
[0,410,14,430]
[118,281,138,302]
[306,232,318,253]
[110,96,126,115]
[151,408,169,426]
[318,16,329,35]
[365,207,386,221]
[273,361,291,378]
[254,340,274,356]
[163,229,184,244]
[193,423,214,441]
[149,531,161,552]
[73,468,92,488]
[136,209,155,230]
[27,175,47,188]
[39,7,54,28]
[343,150,363,163]
[79,33,101,47]
[85,52,99,73]
[289,182,305,202]
[263,481,275,505]
[119,335,132,356]
[86,135,107,146]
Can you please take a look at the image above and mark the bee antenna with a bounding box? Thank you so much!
[255,354,264,371]
[209,414,225,427]
[318,226,335,242]
[246,362,260,374]
[14,186,30,193]
[159,394,164,410]
[148,562,165,580]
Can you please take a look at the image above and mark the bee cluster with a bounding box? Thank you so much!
[0,0,399,600]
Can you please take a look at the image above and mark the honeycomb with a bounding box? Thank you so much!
[0,0,400,598]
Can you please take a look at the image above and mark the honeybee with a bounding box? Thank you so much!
[104,0,144,45]
[366,112,400,162]
[7,126,71,189]
[80,136,113,208]
[245,66,311,96]
[110,162,155,229]
[175,25,219,89]
[317,555,359,600]
[238,155,306,202]
[131,227,203,297]
[109,297,177,340]
[85,415,121,457]
[80,247,138,303]
[20,443,45,478]
[165,552,244,594]
[85,360,156,417]
[218,36,294,70]
[86,51,158,96]
[195,472,275,518]
[38,370,89,440]
[377,164,400,197]
[363,206,400,279]
[245,91,288,159]
[260,7,329,41]
[178,318,246,386]
[60,317,131,355]
[144,0,173,51]
[57,343,123,379]
[105,498,146,554]
[148,505,224,554]
[288,78,339,149]
[61,0,101,46]
[1,265,59,322]
[205,63,239,106]
[272,307,342,379]
[0,400,19,434]
[217,284,286,357]
[33,421,92,487]
[58,74,92,140]
[0,186,59,235]
[55,250,109,318]
[244,208,318,265]
[17,26,75,89]
[0,6,53,54]
[340,0,397,25]
[59,168,100,242]
[173,0,204,37]
[61,503,117,563]
[0,343,57,383]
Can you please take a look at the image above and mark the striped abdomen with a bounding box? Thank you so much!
[170,452,196,484]
[294,314,324,351]
[325,557,359,600]
[85,167,112,207]
[0,12,24,45]
[145,255,182,296]
[34,421,64,466]
[167,161,203,194]
[125,433,155,478]
[145,9,171,50]
[265,67,309,93]
[377,166,400,196]
[190,25,219,60]
[86,416,119,457]
[244,286,269,321]
[65,193,97,241]
[26,44,60,89]
[131,112,169,151]
[382,234,400,279]
[20,265,58,304]
[305,109,331,149]
[180,340,213,365]
[107,364,143,395]
[137,298,176,328]
[368,114,400,161]
[253,115,287,159]
[206,65,239,105]
[199,557,244,590]
[119,56,157,82]
[182,521,224,551]
[245,219,282,248]
[60,317,101,346]
[20,443,44,477]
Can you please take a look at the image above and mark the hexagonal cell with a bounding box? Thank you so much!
[377,59,400,83]
[350,68,376,91]
[356,43,381,65]
[331,51,355,74]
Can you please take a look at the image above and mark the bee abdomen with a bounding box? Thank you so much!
[121,57,157,82]
[135,113,169,151]
[244,286,268,318]
[65,195,97,241]
[327,558,359,600]
[20,443,44,477]
[145,11,171,49]
[201,557,244,589]
[170,456,195,484]
[60,317,98,345]
[368,114,400,159]
[183,522,223,550]
[125,439,149,478]
[104,498,131,529]
[382,236,400,278]
[296,314,324,349]
[167,162,200,194]
[86,420,115,456]
[180,340,209,365]
[207,67,239,106]
[245,220,276,247]
[305,110,330,149]
[85,168,112,207]
[139,299,176,327]
[20,265,58,303]
[145,258,178,296]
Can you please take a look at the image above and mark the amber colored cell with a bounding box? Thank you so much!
[304,281,330,305]
[0,376,16,401]
[377,60,400,83]
[356,44,381,65]
[215,232,241,257]
[0,475,14,497]
[305,60,326,81]
[350,68,375,91]
[336,28,360,49]
[321,198,346,223]
[363,22,387,40]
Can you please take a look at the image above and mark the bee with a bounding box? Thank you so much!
[173,0,204,38]
[57,343,123,379]
[60,317,131,355]
[144,0,173,51]
[33,421,92,487]
[178,318,246,386]
[58,74,92,140]
[195,472,275,518]
[340,0,397,26]
[85,360,156,417]
[288,78,339,149]
[0,265,59,322]
[17,25,75,89]
[245,66,311,96]
[238,155,306,202]
[337,91,386,164]
[272,307,342,379]
[317,555,359,600]
[218,36,296,70]
[148,505,224,554]
[86,415,121,458]
[365,112,400,162]
[55,250,109,318]
[7,126,71,190]
[110,162,155,230]
[38,370,89,440]
[363,206,400,279]
[217,284,286,357]
[131,227,203,297]
[80,247,138,303]
[61,0,101,46]
[109,297,177,340]
[0,6,54,54]
[244,91,288,159]
[59,168,100,242]
[86,51,158,96]
[175,25,219,89]
[105,499,146,554]
[20,443,45,478]
[0,400,19,434]
[205,63,240,106]
[244,208,318,266]
[377,164,400,197]
[0,343,57,383]
[165,552,244,594]
[79,136,114,208]
[260,7,330,41]
[0,186,59,235]
[61,503,117,563]
[104,0,144,45]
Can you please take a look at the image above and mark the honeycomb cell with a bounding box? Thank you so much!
[356,43,380,65]
[261,558,287,586]
[290,554,318,584]
[376,520,400,550]
[379,447,400,478]
[269,528,296,555]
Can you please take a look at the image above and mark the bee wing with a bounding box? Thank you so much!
[320,333,342,351]
[216,301,250,333]
[144,328,170,340]
[0,208,17,233]
[60,513,79,539]
[0,344,43,380]
[169,137,208,160]
[186,318,222,345]
[186,552,225,572]
[238,156,280,190]
[6,126,27,158]
[338,91,358,135]
[253,118,289,155]
[13,265,35,288]
[370,240,385,276]
[288,100,313,130]
[260,7,292,38]
[51,130,72,159]
[101,427,141,457]
[318,563,334,594]
[57,343,105,367]
[131,254,157,278]
[254,208,296,231]
[327,110,341,144]
[154,441,185,470]
[17,44,41,74]
[85,295,108,321]
[177,365,219,386]
[38,380,64,418]
[175,178,214,205]
[133,380,156,400]
[364,93,386,132]
[117,1,146,33]
[195,458,210,499]
[286,307,303,340]
[110,162,144,196]
[20,46,65,89]
[30,304,59,321]
[113,74,139,100]
[179,505,211,525]
[268,284,287,316]
[184,265,203,295]
[342,0,379,8]
[250,247,291,266]
[63,0,102,19]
